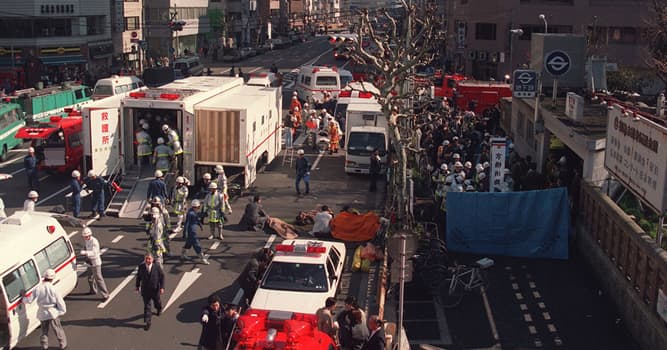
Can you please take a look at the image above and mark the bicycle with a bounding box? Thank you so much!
[441,257,494,309]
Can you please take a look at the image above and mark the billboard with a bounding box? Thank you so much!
[604,105,667,212]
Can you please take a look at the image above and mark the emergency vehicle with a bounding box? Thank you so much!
[92,75,144,100]
[431,74,511,114]
[14,110,84,174]
[0,211,79,350]
[251,240,346,315]
[295,65,341,105]
[6,83,93,123]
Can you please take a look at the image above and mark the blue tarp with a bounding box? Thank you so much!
[446,188,570,259]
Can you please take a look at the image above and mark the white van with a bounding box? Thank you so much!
[174,56,204,78]
[246,72,281,88]
[295,65,341,105]
[92,75,144,100]
[0,211,78,350]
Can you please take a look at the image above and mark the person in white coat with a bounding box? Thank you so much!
[24,190,39,211]
[80,227,110,301]
[22,268,68,350]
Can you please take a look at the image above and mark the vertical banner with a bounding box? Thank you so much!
[490,137,506,192]
[89,108,120,176]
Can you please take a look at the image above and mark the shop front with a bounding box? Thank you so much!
[38,46,87,86]
[89,41,114,78]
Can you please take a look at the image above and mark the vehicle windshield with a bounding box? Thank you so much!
[261,262,329,292]
[316,76,338,86]
[347,132,386,156]
[334,103,348,120]
[93,85,113,96]
[33,129,65,148]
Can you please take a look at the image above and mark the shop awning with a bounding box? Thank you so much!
[40,55,87,66]
[0,57,24,67]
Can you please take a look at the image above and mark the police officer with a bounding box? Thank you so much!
[24,190,38,211]
[135,123,152,176]
[85,170,107,219]
[203,182,225,240]
[171,176,189,232]
[147,170,168,204]
[70,170,82,218]
[197,173,213,199]
[153,137,173,173]
[180,199,210,264]
[24,146,39,190]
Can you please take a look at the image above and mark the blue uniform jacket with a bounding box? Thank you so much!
[147,179,168,201]
[184,209,201,239]
[70,178,82,198]
[24,155,37,174]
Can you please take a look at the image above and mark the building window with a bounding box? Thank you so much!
[609,27,637,45]
[87,16,105,35]
[125,16,140,31]
[518,24,573,40]
[475,23,496,40]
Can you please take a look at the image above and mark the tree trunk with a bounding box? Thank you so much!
[388,122,411,226]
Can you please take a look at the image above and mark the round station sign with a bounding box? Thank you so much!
[544,50,571,77]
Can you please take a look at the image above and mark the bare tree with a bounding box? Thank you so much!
[647,0,667,83]
[344,1,444,224]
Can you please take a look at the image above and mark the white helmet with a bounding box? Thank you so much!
[292,95,298,100]
[297,149,305,155]
[162,124,169,131]
[558,156,567,165]
[292,91,298,96]
[442,140,450,146]
[154,170,163,178]
[176,176,185,184]
[320,108,327,113]
[28,190,39,199]
[88,169,96,177]
[214,165,225,174]
[483,161,490,169]
[208,182,218,189]
[152,196,161,204]
[28,147,35,153]
[151,207,161,216]
[157,137,165,145]
[203,173,212,180]
[191,199,201,207]
[71,170,81,178]
[454,161,463,168]
[476,164,484,172]
[453,153,461,159]
[44,269,56,280]
[142,123,150,130]
[303,102,309,107]
[139,118,147,125]
[466,185,475,191]
[478,172,487,180]
[440,163,448,171]
[464,161,472,169]
[82,227,93,237]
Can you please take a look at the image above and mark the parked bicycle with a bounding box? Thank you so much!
[441,257,494,309]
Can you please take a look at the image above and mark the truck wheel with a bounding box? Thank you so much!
[0,145,7,162]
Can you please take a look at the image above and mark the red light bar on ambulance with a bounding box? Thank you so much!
[275,244,327,254]
[160,93,181,100]
[129,92,146,98]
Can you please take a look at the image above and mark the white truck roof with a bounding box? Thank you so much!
[347,101,382,113]
[195,85,273,110]
[121,77,244,108]
[159,76,242,91]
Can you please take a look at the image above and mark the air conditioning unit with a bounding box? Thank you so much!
[468,50,477,61]
[478,50,488,62]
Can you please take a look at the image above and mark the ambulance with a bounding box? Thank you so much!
[295,65,341,105]
[0,211,79,350]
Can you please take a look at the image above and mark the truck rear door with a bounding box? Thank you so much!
[84,108,121,176]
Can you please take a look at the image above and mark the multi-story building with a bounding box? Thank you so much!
[144,0,211,58]
[443,0,652,80]
[113,0,144,73]
[0,0,113,90]
[222,0,260,47]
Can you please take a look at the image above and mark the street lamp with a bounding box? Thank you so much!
[509,28,524,80]
[538,14,548,33]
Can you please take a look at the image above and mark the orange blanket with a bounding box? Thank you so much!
[330,212,380,242]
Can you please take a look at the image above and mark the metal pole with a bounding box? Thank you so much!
[658,215,664,247]
[397,234,406,350]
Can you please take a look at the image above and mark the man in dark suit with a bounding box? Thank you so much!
[239,195,269,231]
[362,315,385,350]
[135,253,165,330]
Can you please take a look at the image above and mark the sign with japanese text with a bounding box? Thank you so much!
[490,137,507,193]
[88,108,120,177]
[604,105,667,212]
[512,70,537,98]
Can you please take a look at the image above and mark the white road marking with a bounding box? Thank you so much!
[38,174,49,181]
[264,234,276,249]
[97,265,139,308]
[542,312,551,320]
[86,218,96,226]
[36,185,69,205]
[529,281,537,288]
[554,337,563,346]
[68,231,78,238]
[537,302,546,309]
[547,324,557,333]
[519,304,528,311]
[111,235,124,243]
[512,283,519,290]
[524,313,533,322]
[232,288,244,305]
[10,168,25,176]
[515,292,524,300]
[528,325,537,334]
[163,268,202,311]
[532,291,541,299]
[76,248,109,277]
[168,231,178,240]
[310,152,325,171]
[534,339,543,347]
[210,241,220,250]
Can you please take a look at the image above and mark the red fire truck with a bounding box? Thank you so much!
[15,109,83,173]
[431,73,512,114]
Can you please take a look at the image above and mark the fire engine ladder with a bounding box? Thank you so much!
[282,146,295,167]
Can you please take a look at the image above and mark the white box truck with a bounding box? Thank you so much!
[192,85,282,188]
[344,101,388,174]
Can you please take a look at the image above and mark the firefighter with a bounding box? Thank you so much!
[203,182,225,240]
[135,123,152,176]
[162,124,180,147]
[171,176,189,232]
[180,199,209,265]
[289,93,302,113]
[172,140,183,173]
[153,137,174,173]
[23,190,39,212]
[432,163,449,207]
[147,207,167,265]
[214,165,232,214]
[328,119,340,154]
[293,106,302,129]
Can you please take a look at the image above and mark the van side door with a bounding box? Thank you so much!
[2,260,41,346]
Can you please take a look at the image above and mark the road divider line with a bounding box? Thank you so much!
[36,185,69,205]
[68,231,78,238]
[210,241,220,250]
[98,265,139,309]
[232,288,244,305]
[10,168,25,176]
[111,235,124,243]
[168,231,179,240]
[311,152,325,171]
[38,174,49,181]
[164,267,202,312]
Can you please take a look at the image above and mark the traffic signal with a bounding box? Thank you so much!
[169,20,186,31]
